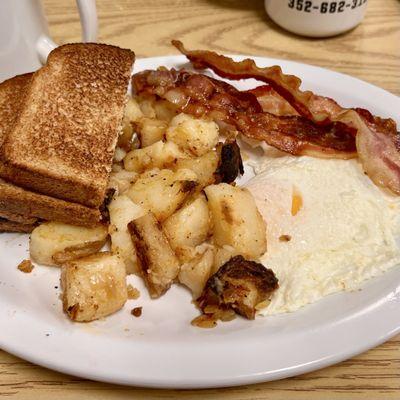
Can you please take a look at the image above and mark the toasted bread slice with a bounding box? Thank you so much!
[0,178,103,227]
[0,74,104,227]
[0,217,37,233]
[0,73,32,150]
[0,209,37,224]
[1,43,135,207]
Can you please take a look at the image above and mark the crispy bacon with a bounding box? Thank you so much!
[235,112,356,158]
[172,39,325,123]
[246,85,298,116]
[133,68,261,121]
[133,69,357,157]
[172,40,400,195]
[248,85,345,120]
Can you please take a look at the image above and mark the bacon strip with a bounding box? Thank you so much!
[172,41,400,195]
[133,69,357,158]
[172,40,328,123]
[235,112,356,159]
[340,108,400,194]
[246,85,298,116]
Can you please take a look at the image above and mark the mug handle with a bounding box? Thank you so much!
[36,0,98,64]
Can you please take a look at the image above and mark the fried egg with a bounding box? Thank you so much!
[245,155,400,315]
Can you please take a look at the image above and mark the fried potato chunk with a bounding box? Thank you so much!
[108,195,146,274]
[178,248,214,298]
[108,169,138,195]
[173,150,219,189]
[124,97,144,123]
[128,212,180,298]
[30,222,108,267]
[61,252,127,322]
[166,113,219,157]
[215,141,244,183]
[127,168,198,221]
[197,255,278,319]
[153,99,177,122]
[134,117,168,147]
[163,194,210,262]
[119,98,144,151]
[138,96,157,118]
[124,140,187,173]
[205,183,267,259]
[213,245,240,274]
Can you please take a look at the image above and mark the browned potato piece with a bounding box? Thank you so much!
[166,114,219,157]
[173,150,219,189]
[154,99,177,122]
[108,195,146,275]
[204,183,267,259]
[127,168,198,222]
[128,213,180,298]
[119,98,144,151]
[134,117,168,147]
[124,141,187,173]
[30,222,108,267]
[162,194,210,262]
[215,141,244,183]
[197,255,279,319]
[178,248,214,298]
[212,245,239,274]
[52,241,106,265]
[124,97,144,123]
[61,252,127,322]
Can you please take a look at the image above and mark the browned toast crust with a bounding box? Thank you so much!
[0,73,104,227]
[0,73,32,150]
[0,218,36,233]
[0,209,37,224]
[1,43,135,207]
[0,179,102,227]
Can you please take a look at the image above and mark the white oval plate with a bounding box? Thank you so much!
[1,55,400,389]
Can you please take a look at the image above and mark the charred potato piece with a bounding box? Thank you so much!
[108,195,146,274]
[173,150,219,189]
[127,168,198,222]
[52,241,106,265]
[30,222,108,267]
[61,252,127,322]
[163,194,210,262]
[128,212,180,298]
[215,141,244,183]
[205,184,267,259]
[197,255,279,319]
[179,248,214,298]
[166,113,219,157]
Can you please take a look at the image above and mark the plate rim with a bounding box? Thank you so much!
[1,53,400,389]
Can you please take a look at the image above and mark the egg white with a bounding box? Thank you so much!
[245,155,400,315]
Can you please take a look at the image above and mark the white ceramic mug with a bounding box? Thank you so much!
[0,0,97,82]
[265,0,368,38]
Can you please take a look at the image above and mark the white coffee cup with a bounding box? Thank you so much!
[265,0,368,38]
[0,0,98,82]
